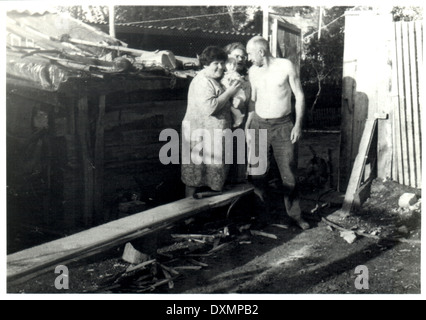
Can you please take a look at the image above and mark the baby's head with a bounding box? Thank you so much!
[225,57,238,72]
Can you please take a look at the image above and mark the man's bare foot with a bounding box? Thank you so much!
[253,187,265,202]
[293,218,310,230]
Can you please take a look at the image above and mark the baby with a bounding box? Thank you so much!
[221,57,249,128]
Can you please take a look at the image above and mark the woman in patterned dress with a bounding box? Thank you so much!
[181,46,242,197]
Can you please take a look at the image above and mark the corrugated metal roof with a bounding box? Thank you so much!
[6,5,58,15]
[90,21,259,37]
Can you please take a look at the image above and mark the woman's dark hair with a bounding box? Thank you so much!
[223,42,246,55]
[199,46,228,67]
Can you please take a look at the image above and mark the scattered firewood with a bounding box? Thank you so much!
[171,233,224,240]
[135,274,152,283]
[250,230,278,240]
[270,224,289,229]
[138,279,172,293]
[158,263,180,276]
[185,253,212,258]
[238,224,252,233]
[174,266,203,271]
[157,252,174,259]
[190,238,206,244]
[212,238,221,248]
[321,217,421,245]
[208,242,230,253]
[187,258,209,267]
[162,268,174,289]
[126,259,156,273]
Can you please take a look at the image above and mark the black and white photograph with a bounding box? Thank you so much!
[2,0,424,301]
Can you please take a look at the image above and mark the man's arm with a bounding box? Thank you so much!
[288,61,305,144]
[245,69,256,132]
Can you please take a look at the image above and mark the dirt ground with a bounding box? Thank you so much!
[7,133,422,295]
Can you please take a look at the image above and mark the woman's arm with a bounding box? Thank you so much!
[195,78,241,116]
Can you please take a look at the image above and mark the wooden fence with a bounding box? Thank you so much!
[392,21,423,189]
[307,106,342,129]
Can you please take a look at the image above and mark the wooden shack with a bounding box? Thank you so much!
[6,10,194,253]
[338,10,423,214]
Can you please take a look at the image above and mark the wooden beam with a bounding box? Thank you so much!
[7,184,254,284]
[340,118,378,216]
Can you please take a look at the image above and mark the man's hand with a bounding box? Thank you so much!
[291,125,302,144]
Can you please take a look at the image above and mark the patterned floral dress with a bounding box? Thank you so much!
[181,69,232,191]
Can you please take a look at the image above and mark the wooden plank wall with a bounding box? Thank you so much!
[391,21,423,189]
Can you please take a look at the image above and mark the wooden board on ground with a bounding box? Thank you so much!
[7,184,254,284]
[338,115,384,217]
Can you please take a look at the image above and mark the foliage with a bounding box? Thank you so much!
[392,6,423,21]
[300,7,350,112]
[301,7,348,86]
[57,5,262,32]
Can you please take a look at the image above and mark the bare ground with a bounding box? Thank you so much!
[7,133,421,295]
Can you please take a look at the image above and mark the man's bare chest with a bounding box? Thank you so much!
[251,69,289,91]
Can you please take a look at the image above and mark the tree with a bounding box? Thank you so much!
[300,7,349,117]
[57,5,262,33]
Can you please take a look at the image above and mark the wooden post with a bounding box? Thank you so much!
[62,97,79,229]
[271,19,278,57]
[109,5,116,38]
[262,5,269,41]
[318,7,323,40]
[94,95,106,223]
[76,96,94,227]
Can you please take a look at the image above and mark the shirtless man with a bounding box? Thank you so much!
[246,36,309,230]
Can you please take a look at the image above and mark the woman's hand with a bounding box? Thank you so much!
[225,80,242,96]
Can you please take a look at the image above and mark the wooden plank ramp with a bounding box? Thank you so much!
[7,184,254,285]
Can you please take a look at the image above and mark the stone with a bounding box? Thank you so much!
[340,231,357,244]
[398,193,418,209]
[397,226,409,234]
[122,242,149,264]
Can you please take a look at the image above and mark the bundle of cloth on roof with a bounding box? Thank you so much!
[6,11,200,91]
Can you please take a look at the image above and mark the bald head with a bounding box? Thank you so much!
[246,36,271,66]
[247,36,270,55]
